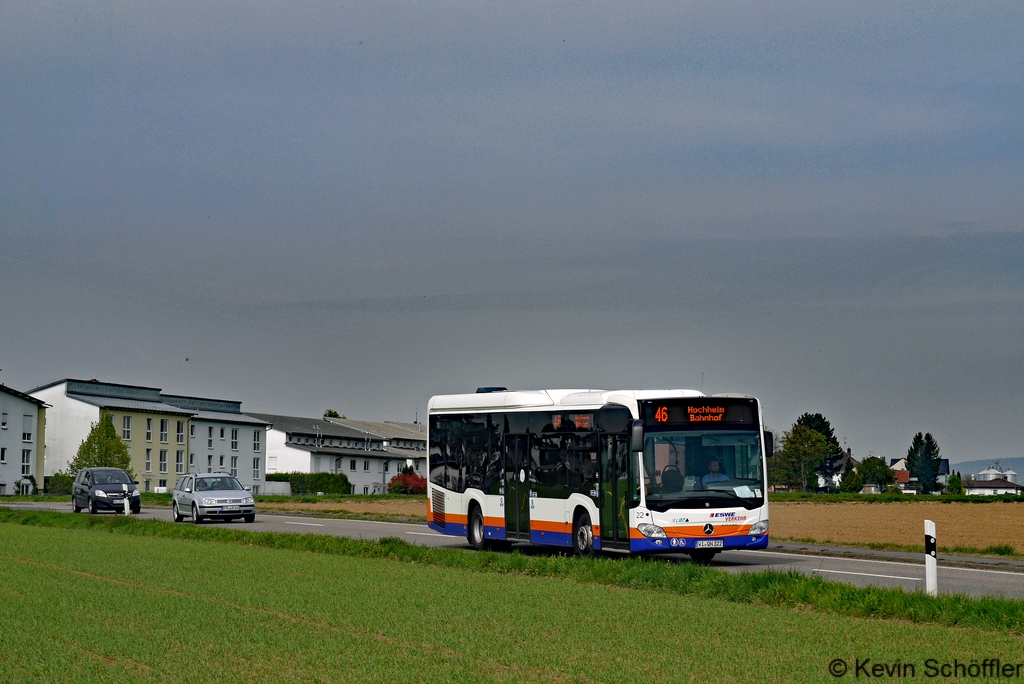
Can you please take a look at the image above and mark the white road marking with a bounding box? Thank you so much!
[732,549,1024,577]
[813,568,919,581]
[283,521,325,527]
[405,531,449,537]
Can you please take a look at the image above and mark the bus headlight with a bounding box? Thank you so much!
[637,523,666,538]
[749,520,769,535]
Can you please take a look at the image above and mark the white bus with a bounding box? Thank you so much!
[427,388,771,560]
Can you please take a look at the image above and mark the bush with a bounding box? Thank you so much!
[47,473,74,496]
[387,473,427,495]
[265,472,351,495]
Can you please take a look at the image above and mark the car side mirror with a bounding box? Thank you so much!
[244,486,252,491]
[630,420,645,453]
[133,480,139,485]
[764,431,774,460]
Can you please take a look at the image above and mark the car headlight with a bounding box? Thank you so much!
[637,523,667,538]
[131,489,140,497]
[243,496,254,504]
[202,497,217,505]
[750,520,769,535]
[94,489,108,497]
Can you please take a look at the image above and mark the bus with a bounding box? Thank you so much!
[427,388,772,560]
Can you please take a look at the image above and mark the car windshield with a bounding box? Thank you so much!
[195,476,244,491]
[94,470,132,485]
[642,429,764,510]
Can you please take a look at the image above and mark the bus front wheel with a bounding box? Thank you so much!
[468,504,486,551]
[573,511,594,558]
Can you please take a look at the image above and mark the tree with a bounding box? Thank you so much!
[795,412,845,484]
[323,409,341,418]
[839,468,863,493]
[946,473,964,495]
[67,413,134,478]
[777,425,832,492]
[856,456,896,488]
[906,432,941,493]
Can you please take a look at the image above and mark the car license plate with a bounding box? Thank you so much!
[695,540,724,549]
[111,499,123,505]
[222,505,240,511]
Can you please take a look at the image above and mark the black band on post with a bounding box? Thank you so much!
[925,534,937,557]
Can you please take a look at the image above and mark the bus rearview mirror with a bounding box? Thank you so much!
[630,420,645,452]
[764,431,774,459]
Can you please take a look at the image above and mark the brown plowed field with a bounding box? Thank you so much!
[771,501,1024,550]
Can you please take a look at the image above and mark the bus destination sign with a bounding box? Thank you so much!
[644,399,756,427]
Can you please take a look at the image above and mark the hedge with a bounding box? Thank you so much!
[266,471,351,495]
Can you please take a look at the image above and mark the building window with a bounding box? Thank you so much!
[145,449,152,472]
[189,453,194,469]
[253,458,261,480]
[176,451,184,474]
[177,421,185,444]
[22,414,34,442]
[230,428,238,451]
[190,423,195,438]
[363,486,369,494]
[208,426,214,448]
[253,430,261,452]
[21,449,31,476]
[160,419,169,443]
[1,413,6,429]
[0,448,5,463]
[384,461,389,473]
[159,450,168,473]
[350,459,356,471]
[207,455,212,473]
[364,460,369,471]
[253,485,260,495]
[159,479,167,489]
[144,479,151,492]
[219,455,224,468]
[230,456,238,477]
[220,427,225,440]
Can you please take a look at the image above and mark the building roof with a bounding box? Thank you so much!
[161,394,243,414]
[188,410,270,426]
[938,458,950,476]
[31,378,164,402]
[66,393,195,416]
[245,413,373,440]
[285,444,392,458]
[324,418,426,442]
[966,478,1023,490]
[0,384,47,407]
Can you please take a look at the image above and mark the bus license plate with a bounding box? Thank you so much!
[695,540,723,549]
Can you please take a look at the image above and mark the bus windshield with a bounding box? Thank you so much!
[642,429,764,511]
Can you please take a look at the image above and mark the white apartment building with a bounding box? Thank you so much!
[248,413,400,494]
[0,384,47,495]
[160,395,270,494]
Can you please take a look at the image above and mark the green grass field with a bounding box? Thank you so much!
[2,517,1023,683]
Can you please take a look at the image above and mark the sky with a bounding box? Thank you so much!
[1,1,1022,465]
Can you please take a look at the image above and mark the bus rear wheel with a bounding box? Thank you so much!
[573,511,594,558]
[468,504,486,551]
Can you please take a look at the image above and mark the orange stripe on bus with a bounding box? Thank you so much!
[446,514,468,525]
[483,516,505,528]
[663,524,753,537]
[530,520,572,534]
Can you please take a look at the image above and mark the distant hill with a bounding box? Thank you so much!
[947,458,1024,478]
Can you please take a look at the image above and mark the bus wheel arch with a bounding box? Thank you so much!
[572,507,595,557]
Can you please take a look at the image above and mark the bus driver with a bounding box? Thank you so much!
[701,458,730,486]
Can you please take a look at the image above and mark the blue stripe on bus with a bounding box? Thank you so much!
[428,520,468,537]
[530,530,573,547]
[484,525,506,540]
[629,534,770,553]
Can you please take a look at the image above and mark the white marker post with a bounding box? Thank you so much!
[123,483,130,516]
[924,519,937,596]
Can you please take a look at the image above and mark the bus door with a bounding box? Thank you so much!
[504,435,530,539]
[600,435,631,548]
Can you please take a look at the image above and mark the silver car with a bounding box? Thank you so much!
[172,473,256,524]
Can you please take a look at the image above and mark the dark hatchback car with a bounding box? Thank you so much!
[72,467,141,514]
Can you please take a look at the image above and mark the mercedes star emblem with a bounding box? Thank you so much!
[703,523,714,535]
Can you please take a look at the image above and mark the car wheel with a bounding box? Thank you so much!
[243,514,255,523]
[573,511,595,558]
[467,504,485,551]
[89,497,98,515]
[192,503,203,524]
[172,501,183,523]
[72,496,82,514]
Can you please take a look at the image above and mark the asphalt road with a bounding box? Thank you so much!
[8,501,1024,600]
